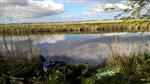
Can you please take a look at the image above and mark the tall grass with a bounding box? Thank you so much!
[0,47,149,83]
[0,20,150,35]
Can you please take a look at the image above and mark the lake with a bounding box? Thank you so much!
[0,32,150,65]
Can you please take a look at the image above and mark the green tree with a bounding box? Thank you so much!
[107,0,150,19]
[128,0,150,19]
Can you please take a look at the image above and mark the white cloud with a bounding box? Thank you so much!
[0,0,64,19]
[83,4,105,17]
[83,12,98,17]
[1,0,28,6]
[84,3,132,17]
[105,3,132,10]
[61,14,74,18]
[65,0,121,3]
[69,0,87,3]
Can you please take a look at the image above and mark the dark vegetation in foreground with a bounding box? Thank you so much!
[0,53,150,84]
[0,20,150,35]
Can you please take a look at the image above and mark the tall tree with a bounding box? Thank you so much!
[106,0,150,19]
[128,0,150,19]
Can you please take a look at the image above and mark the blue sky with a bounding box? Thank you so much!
[0,0,129,23]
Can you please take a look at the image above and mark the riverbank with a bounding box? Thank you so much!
[0,20,150,35]
[0,52,150,84]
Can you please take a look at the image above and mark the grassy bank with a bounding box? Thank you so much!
[0,52,150,84]
[0,20,150,35]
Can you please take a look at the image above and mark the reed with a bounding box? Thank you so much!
[0,20,150,35]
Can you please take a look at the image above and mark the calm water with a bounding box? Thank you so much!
[0,32,150,65]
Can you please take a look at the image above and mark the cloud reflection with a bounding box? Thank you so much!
[0,32,150,65]
[36,34,65,44]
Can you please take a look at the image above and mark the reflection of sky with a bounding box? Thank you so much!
[1,32,150,65]
[1,32,150,44]
[35,34,65,44]
[65,34,99,39]
[36,32,150,65]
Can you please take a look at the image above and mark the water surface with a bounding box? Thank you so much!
[0,32,150,65]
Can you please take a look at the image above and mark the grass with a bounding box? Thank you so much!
[0,20,150,35]
[0,51,150,84]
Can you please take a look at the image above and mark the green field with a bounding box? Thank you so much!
[0,20,150,35]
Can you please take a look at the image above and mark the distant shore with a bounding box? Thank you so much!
[0,19,150,35]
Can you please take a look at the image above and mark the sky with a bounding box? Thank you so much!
[0,0,131,23]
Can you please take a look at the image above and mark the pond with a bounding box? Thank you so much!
[0,32,150,65]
